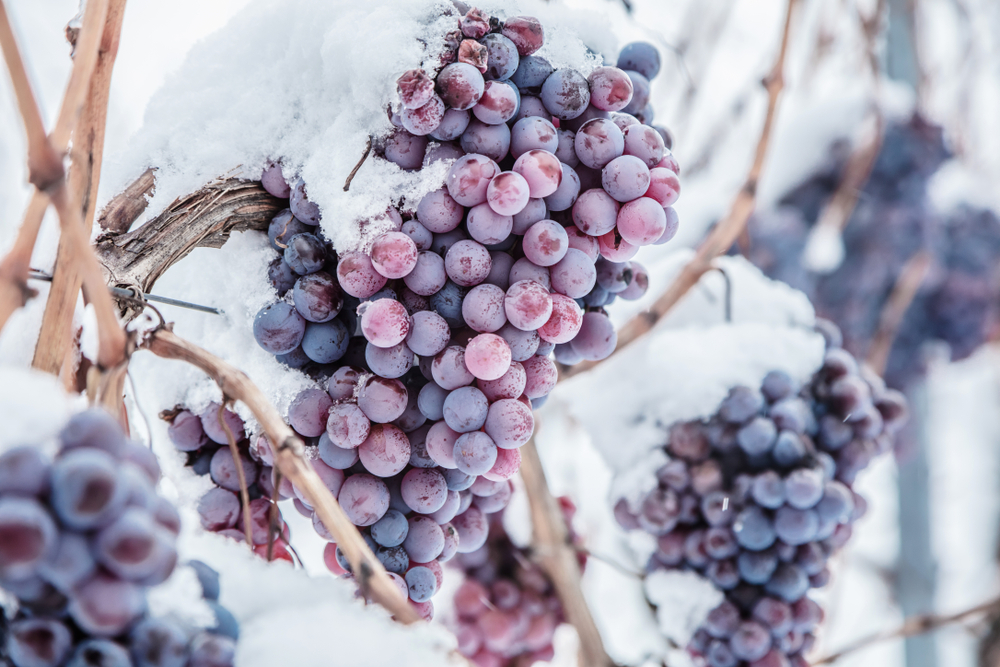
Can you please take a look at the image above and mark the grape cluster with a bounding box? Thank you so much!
[245,7,681,616]
[0,409,237,667]
[448,497,583,666]
[164,405,294,564]
[746,115,1000,389]
[613,322,909,667]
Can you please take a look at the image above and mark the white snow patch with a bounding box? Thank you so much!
[644,570,724,647]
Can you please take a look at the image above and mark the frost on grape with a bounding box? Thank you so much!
[643,570,723,646]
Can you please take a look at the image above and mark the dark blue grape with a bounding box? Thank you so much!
[765,563,809,603]
[130,617,190,667]
[283,233,326,275]
[617,42,661,79]
[737,549,778,584]
[253,302,306,355]
[732,506,776,551]
[371,509,409,548]
[510,55,553,92]
[406,565,439,602]
[66,639,131,667]
[300,320,349,364]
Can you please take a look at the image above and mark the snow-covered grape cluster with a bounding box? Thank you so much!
[236,6,682,616]
[448,497,583,666]
[747,115,1000,389]
[0,409,238,667]
[165,405,295,564]
[614,321,908,667]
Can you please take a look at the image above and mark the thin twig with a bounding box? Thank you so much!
[865,251,933,375]
[266,468,282,562]
[219,402,254,548]
[343,136,373,191]
[519,435,613,667]
[562,0,801,381]
[142,328,421,624]
[811,596,1000,665]
[573,546,645,580]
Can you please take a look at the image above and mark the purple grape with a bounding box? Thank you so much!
[543,163,580,212]
[738,549,779,584]
[0,446,49,496]
[445,240,493,287]
[462,284,507,333]
[129,617,189,667]
[283,233,326,275]
[618,42,661,79]
[383,129,428,170]
[602,154,650,203]
[588,66,634,112]
[508,258,550,290]
[540,69,591,120]
[7,617,72,667]
[253,302,306,355]
[485,250,515,290]
[289,179,320,224]
[437,62,485,110]
[574,118,625,169]
[461,119,511,161]
[432,346,475,390]
[69,572,146,636]
[209,448,257,494]
[765,564,809,603]
[510,117,558,158]
[452,506,489,552]
[50,449,128,531]
[733,506,776,551]
[772,431,807,467]
[497,322,540,361]
[654,206,680,245]
[443,386,490,433]
[430,108,471,142]
[622,70,651,115]
[196,487,239,532]
[401,468,449,514]
[366,341,414,378]
[359,424,411,477]
[554,128,579,167]
[514,95,549,122]
[453,431,498,475]
[406,565,439,602]
[511,55,553,92]
[549,249,597,299]
[752,471,785,509]
[447,154,500,207]
[522,220,568,267]
[267,209,309,251]
[93,507,173,582]
[188,633,235,667]
[785,469,824,509]
[402,311,449,357]
[481,33,519,81]
[502,16,544,56]
[403,515,445,561]
[300,320,349,364]
[337,252,387,299]
[473,81,520,125]
[327,366,361,401]
[572,188,619,236]
[318,432,361,468]
[261,163,291,198]
[402,251,447,297]
[370,509,409,548]
[773,507,819,545]
[338,474,390,526]
[467,203,514,245]
[287,387,333,438]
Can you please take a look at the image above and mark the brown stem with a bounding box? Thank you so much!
[97,167,156,234]
[562,0,800,382]
[34,0,129,376]
[812,596,1000,665]
[219,402,254,548]
[142,328,421,624]
[266,468,282,562]
[343,137,373,192]
[865,251,933,375]
[519,436,614,667]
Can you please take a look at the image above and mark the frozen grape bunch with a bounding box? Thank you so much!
[448,496,584,665]
[252,6,683,617]
[0,409,238,667]
[613,321,909,667]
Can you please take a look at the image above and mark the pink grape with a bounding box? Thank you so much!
[486,251,515,290]
[401,469,449,514]
[465,333,513,381]
[571,311,618,361]
[618,261,650,300]
[210,448,258,493]
[514,95,550,122]
[168,411,207,452]
[406,310,451,356]
[611,111,641,133]
[522,355,558,398]
[462,284,507,332]
[522,220,568,267]
[401,95,445,136]
[397,68,435,109]
[484,399,534,449]
[69,573,145,636]
[540,68,591,120]
[359,424,411,477]
[432,346,475,390]
[417,187,463,233]
[622,123,665,167]
[483,450,522,484]
[338,252,388,298]
[550,248,597,298]
[261,163,291,198]
[512,198,548,234]
[429,490,462,524]
[587,66,634,112]
[512,150,562,198]
[598,229,638,261]
[654,206,680,245]
[486,172,531,216]
[360,298,411,347]
[510,117,558,158]
[505,280,553,330]
[358,376,408,423]
[461,119,511,161]
[566,225,600,260]
[370,231,418,279]
[197,489,238,531]
[459,38,489,71]
[443,386,490,432]
[616,197,667,246]
[447,154,500,207]
[602,154,650,202]
[436,62,485,110]
[467,202,514,244]
[339,474,390,526]
[326,403,370,448]
[563,103,611,133]
[555,129,579,166]
[430,108,471,141]
[288,387,333,438]
[473,81,520,125]
[452,506,489,553]
[508,258,550,290]
[656,149,680,173]
[401,220,432,250]
[477,361,527,400]
[383,129,427,171]
[445,240,493,286]
[645,167,681,207]
[543,163,580,212]
[403,251,447,296]
[622,70,651,115]
[574,118,625,169]
[426,421,460,469]
[404,516,445,562]
[538,293,583,344]
[572,188,620,236]
[497,323,540,362]
[502,16,544,56]
[453,432,498,476]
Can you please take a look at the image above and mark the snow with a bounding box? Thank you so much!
[644,570,723,647]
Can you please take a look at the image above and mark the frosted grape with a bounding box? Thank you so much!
[477,362,527,401]
[397,68,435,109]
[473,81,520,125]
[69,573,146,636]
[597,229,638,261]
[261,164,291,198]
[452,506,489,553]
[289,179,320,225]
[618,261,649,300]
[543,163,580,212]
[288,387,333,438]
[453,432,498,476]
[587,66,634,112]
[253,302,306,355]
[514,95,549,122]
[485,251,515,290]
[337,252,388,298]
[618,42,661,79]
[555,128,579,166]
[602,155,650,202]
[430,108,471,142]
[481,33,519,81]
[462,284,507,333]
[437,62,485,110]
[447,154,500,207]
[461,119,511,161]
[522,355,558,398]
[432,346,475,390]
[301,320,349,363]
[538,294,583,344]
[572,188,620,236]
[360,298,411,348]
[417,188,463,234]
[540,69,591,120]
[504,280,552,331]
[401,95,445,136]
[623,123,666,168]
[445,240,492,286]
[50,449,128,531]
[402,311,449,357]
[646,167,681,207]
[512,198,548,235]
[550,248,597,298]
[622,70,651,115]
[383,129,427,171]
[327,366,361,401]
[443,386,490,433]
[616,197,667,245]
[574,119,625,169]
[370,232,418,279]
[465,334,513,381]
[401,469,449,514]
[485,172,530,216]
[403,251,447,296]
[510,117,558,158]
[465,203,513,245]
[318,432,362,468]
[403,515,445,562]
[484,399,534,449]
[522,220,568,267]
[338,474,390,527]
[512,150,562,199]
[497,322,540,362]
[209,448,258,494]
[283,233,325,274]
[357,377,408,423]
[292,272,343,323]
[7,618,72,667]
[570,311,617,360]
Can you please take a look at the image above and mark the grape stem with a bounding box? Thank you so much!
[865,250,933,375]
[812,595,1000,665]
[266,468,282,561]
[219,402,255,548]
[561,0,801,381]
[343,136,373,192]
[519,436,617,667]
[142,327,424,625]
[34,0,130,377]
